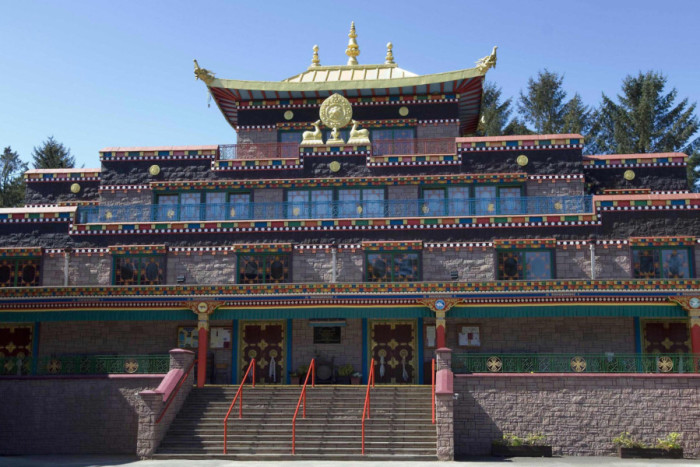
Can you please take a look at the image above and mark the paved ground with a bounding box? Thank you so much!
[1,457,699,467]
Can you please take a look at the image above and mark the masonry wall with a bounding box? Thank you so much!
[454,374,700,458]
[237,128,277,145]
[68,253,112,286]
[555,247,591,279]
[292,250,333,283]
[594,246,631,279]
[423,248,494,281]
[99,188,152,207]
[526,179,585,197]
[0,375,161,455]
[42,253,65,286]
[167,251,237,285]
[291,319,362,375]
[336,250,364,282]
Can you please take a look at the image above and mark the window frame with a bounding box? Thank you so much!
[154,190,252,221]
[496,248,554,281]
[419,184,525,216]
[236,253,292,284]
[364,250,422,283]
[112,254,166,286]
[0,257,41,287]
[631,247,694,279]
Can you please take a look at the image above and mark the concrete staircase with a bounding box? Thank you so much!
[153,385,436,460]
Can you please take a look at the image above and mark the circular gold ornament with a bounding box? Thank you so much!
[570,356,587,372]
[516,155,529,166]
[554,202,563,211]
[283,110,294,120]
[319,93,352,130]
[657,356,674,373]
[398,106,409,117]
[292,207,300,217]
[624,169,635,181]
[486,356,502,372]
[329,161,341,173]
[149,164,161,176]
[124,359,139,374]
[197,302,208,313]
[70,183,81,194]
[167,209,175,219]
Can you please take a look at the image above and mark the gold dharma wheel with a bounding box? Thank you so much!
[124,359,139,374]
[319,93,352,130]
[570,356,587,372]
[486,356,502,372]
[47,359,62,374]
[657,356,674,373]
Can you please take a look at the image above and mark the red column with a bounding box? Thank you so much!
[197,327,208,388]
[691,319,700,355]
[436,323,446,349]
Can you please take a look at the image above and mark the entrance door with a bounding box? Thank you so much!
[239,320,286,384]
[369,319,417,384]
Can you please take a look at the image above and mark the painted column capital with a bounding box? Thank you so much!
[183,301,225,330]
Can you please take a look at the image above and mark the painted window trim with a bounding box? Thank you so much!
[236,252,292,285]
[0,257,41,287]
[112,254,166,286]
[496,248,555,281]
[631,246,695,279]
[364,250,422,283]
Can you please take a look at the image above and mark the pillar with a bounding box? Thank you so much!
[690,315,700,355]
[197,314,209,388]
[435,347,454,461]
[435,310,446,349]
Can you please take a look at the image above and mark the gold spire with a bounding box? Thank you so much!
[345,21,360,66]
[311,45,321,67]
[385,42,395,65]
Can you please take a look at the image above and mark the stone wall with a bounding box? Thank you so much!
[454,374,700,458]
[594,245,631,279]
[417,123,460,139]
[336,250,364,282]
[423,248,494,281]
[38,321,186,356]
[42,253,65,286]
[555,246,591,279]
[526,179,585,197]
[99,188,152,207]
[68,253,112,286]
[292,250,333,283]
[166,251,237,285]
[291,319,362,375]
[0,375,162,455]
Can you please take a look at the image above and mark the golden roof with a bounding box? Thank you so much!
[283,63,417,84]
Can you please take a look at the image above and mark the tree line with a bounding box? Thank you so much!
[479,70,700,188]
[1,70,699,207]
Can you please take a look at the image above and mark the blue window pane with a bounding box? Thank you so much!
[311,190,333,218]
[423,189,445,216]
[338,189,360,218]
[229,193,251,219]
[474,186,496,215]
[363,189,384,217]
[287,190,308,218]
[156,195,178,221]
[180,193,200,221]
[499,188,521,214]
[662,249,690,279]
[447,187,470,216]
[524,251,552,279]
[205,192,226,220]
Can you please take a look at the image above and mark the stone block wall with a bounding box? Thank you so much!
[594,245,631,279]
[69,253,112,286]
[99,188,152,207]
[454,374,700,458]
[42,253,65,286]
[555,247,591,279]
[336,250,364,282]
[291,319,362,375]
[423,248,494,281]
[0,375,162,455]
[166,251,237,285]
[417,123,460,139]
[38,321,186,356]
[292,250,333,283]
[526,179,585,197]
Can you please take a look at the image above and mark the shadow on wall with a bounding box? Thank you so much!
[454,390,503,458]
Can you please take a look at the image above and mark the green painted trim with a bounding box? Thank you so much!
[0,303,685,323]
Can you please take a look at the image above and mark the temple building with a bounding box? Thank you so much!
[2,23,700,459]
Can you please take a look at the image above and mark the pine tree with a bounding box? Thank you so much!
[688,150,700,192]
[561,93,591,135]
[478,82,514,136]
[517,69,567,134]
[32,136,75,169]
[0,146,28,207]
[590,71,699,155]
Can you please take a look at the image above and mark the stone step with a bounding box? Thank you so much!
[151,453,437,461]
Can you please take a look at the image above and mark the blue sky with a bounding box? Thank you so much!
[1,0,698,168]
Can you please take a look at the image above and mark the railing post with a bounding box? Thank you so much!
[435,348,454,461]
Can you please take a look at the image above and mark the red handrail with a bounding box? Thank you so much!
[155,358,197,424]
[223,358,256,454]
[431,358,436,424]
[361,358,376,455]
[291,358,316,455]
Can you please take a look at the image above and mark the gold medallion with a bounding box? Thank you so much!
[70,183,81,194]
[320,93,352,130]
[516,155,528,166]
[283,110,294,120]
[624,169,635,181]
[398,106,409,117]
[149,164,161,176]
[329,161,341,172]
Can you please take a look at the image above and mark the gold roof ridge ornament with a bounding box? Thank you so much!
[385,42,395,65]
[311,45,321,67]
[193,59,215,85]
[345,21,360,66]
[475,46,498,73]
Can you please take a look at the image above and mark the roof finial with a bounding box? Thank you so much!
[345,21,360,66]
[311,45,321,67]
[385,42,395,65]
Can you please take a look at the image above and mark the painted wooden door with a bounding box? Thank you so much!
[369,319,417,384]
[239,320,286,384]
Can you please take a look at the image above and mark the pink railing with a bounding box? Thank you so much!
[155,358,197,424]
[291,359,316,454]
[361,358,376,455]
[432,358,436,424]
[223,358,256,454]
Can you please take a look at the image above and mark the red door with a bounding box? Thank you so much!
[239,320,286,384]
[369,320,417,384]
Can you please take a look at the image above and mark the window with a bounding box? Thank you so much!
[421,185,523,216]
[338,188,385,218]
[155,191,251,221]
[287,190,333,219]
[0,258,40,287]
[632,248,692,279]
[114,256,165,285]
[421,186,470,216]
[497,250,552,280]
[371,128,416,155]
[366,252,420,282]
[238,254,290,284]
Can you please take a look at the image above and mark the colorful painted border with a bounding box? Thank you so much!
[584,154,687,168]
[361,241,423,251]
[100,148,218,162]
[0,211,74,223]
[212,158,302,171]
[595,198,700,211]
[69,213,600,235]
[237,94,458,109]
[109,245,167,256]
[367,154,460,167]
[493,238,557,249]
[299,147,370,156]
[629,237,696,247]
[277,119,418,131]
[458,137,583,152]
[0,247,42,258]
[24,171,101,182]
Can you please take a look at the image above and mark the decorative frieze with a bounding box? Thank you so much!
[109,245,167,256]
[493,238,557,249]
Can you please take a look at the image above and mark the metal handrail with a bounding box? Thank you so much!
[156,359,197,424]
[361,358,376,455]
[223,358,256,454]
[75,195,593,224]
[291,359,315,455]
[431,358,436,424]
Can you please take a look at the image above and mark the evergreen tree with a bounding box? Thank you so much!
[561,93,591,135]
[517,69,567,134]
[688,150,700,192]
[590,71,699,155]
[0,146,28,207]
[478,82,514,136]
[32,136,75,169]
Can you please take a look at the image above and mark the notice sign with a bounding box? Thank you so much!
[313,326,341,344]
[458,326,480,347]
